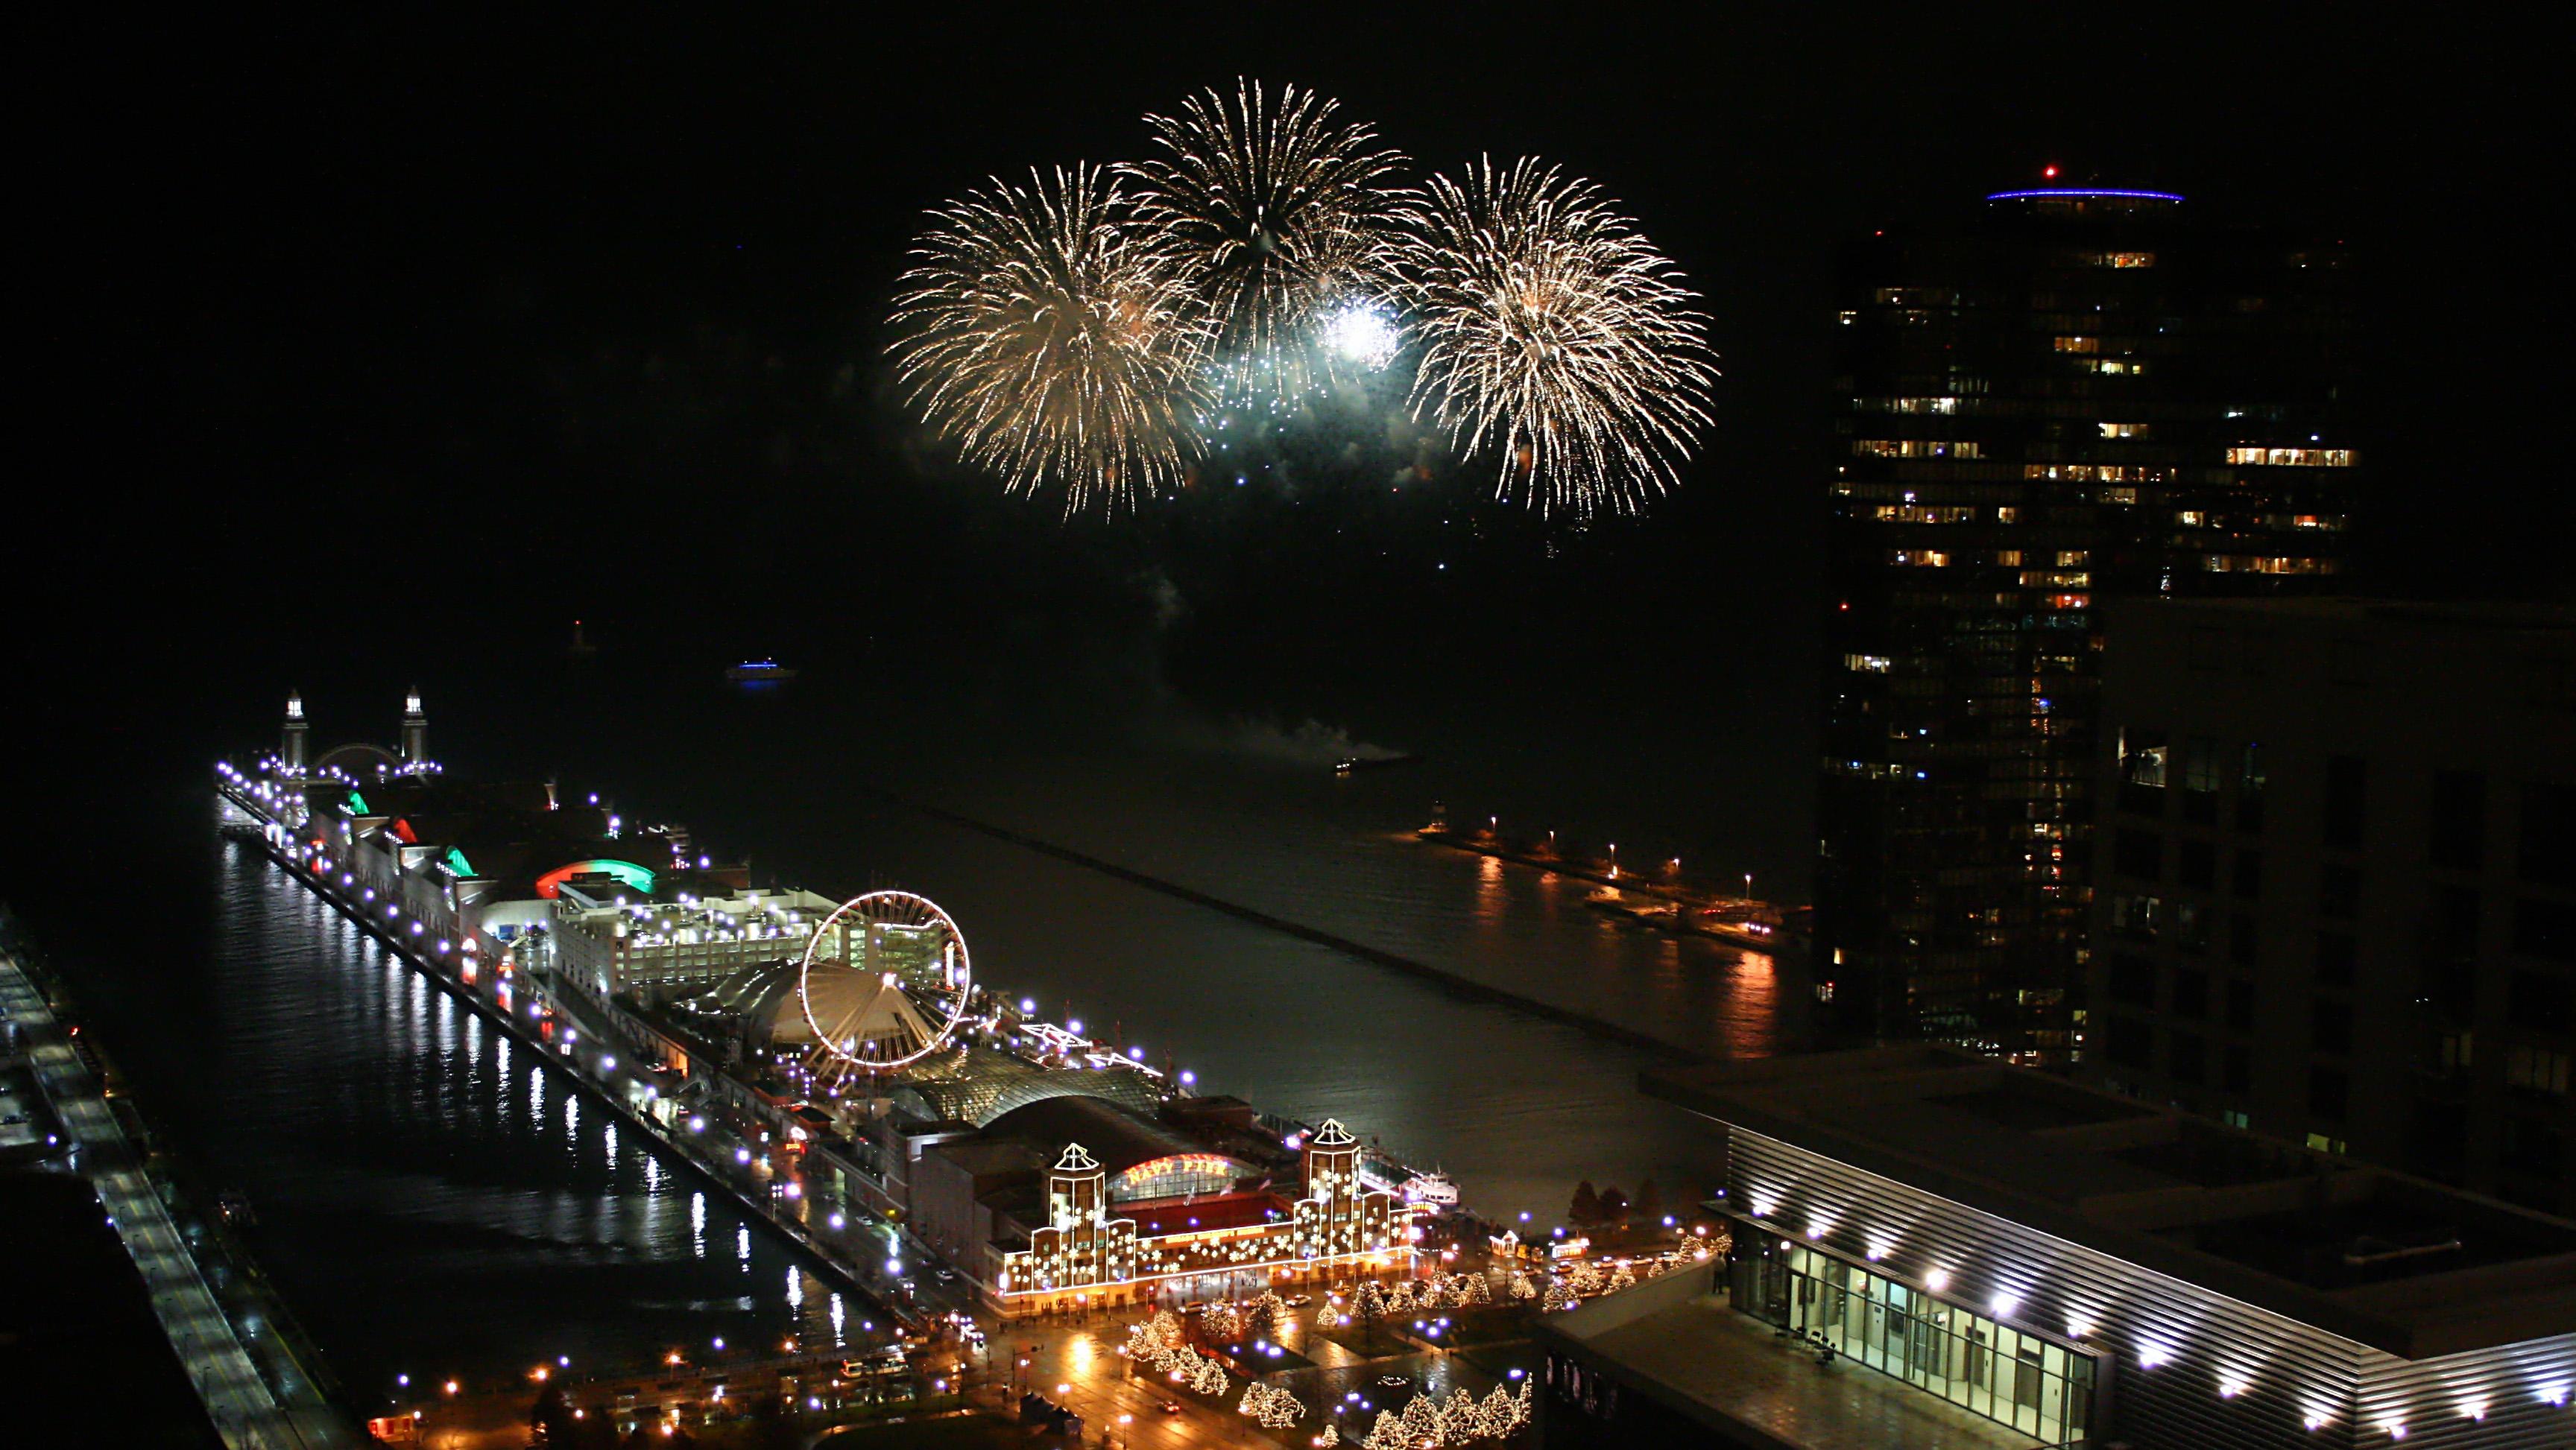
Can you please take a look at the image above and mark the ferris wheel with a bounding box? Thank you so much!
[796,890,973,1077]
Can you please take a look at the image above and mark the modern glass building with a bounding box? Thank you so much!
[1734,1235,2097,1443]
[1817,186,2362,1062]
[1538,1047,2576,1450]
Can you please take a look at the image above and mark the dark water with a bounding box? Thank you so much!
[16,632,1803,1408]
[190,826,875,1411]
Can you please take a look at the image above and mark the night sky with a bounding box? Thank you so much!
[13,9,2566,777]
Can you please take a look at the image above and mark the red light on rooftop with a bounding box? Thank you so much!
[2043,165,2059,179]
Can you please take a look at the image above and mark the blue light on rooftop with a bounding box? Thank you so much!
[1986,188,2185,203]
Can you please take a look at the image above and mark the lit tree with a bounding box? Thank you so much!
[1608,1261,1637,1294]
[1204,1300,1246,1342]
[1313,1425,1339,1448]
[1239,1382,1306,1428]
[1507,1272,1537,1302]
[1396,1391,1442,1446]
[1190,1354,1228,1397]
[1480,1384,1522,1438]
[1433,1391,1480,1443]
[1361,1410,1408,1450]
[1541,1278,1577,1312]
[1249,1291,1288,1337]
[1459,1270,1491,1305]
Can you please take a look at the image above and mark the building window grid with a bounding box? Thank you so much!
[1734,1236,2095,1444]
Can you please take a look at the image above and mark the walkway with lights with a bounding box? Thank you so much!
[0,952,359,1450]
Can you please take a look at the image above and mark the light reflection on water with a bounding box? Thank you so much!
[60,663,1795,1413]
[183,838,859,1402]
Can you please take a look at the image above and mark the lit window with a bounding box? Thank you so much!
[2226,446,2355,467]
[1842,653,1892,674]
[1870,504,1977,524]
[2053,336,2100,354]
[2098,422,2150,440]
[2200,555,2334,575]
[2024,463,2168,483]
[1854,439,1986,459]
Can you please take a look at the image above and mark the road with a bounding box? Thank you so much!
[1,949,359,1449]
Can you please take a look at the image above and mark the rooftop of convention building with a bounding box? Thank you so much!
[1647,1047,2576,1357]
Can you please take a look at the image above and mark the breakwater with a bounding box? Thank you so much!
[877,791,1710,1061]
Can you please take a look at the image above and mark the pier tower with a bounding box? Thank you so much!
[281,692,309,776]
[400,688,429,767]
[1016,1144,1137,1294]
[1301,1118,1360,1215]
[1292,1119,1403,1260]
[1046,1143,1107,1229]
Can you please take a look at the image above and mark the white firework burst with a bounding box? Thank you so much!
[1395,156,1717,515]
[1123,80,1412,386]
[889,163,1214,513]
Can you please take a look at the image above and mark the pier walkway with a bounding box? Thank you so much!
[0,949,358,1449]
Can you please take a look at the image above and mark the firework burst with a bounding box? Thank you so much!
[1395,157,1717,515]
[889,164,1213,513]
[1124,80,1411,384]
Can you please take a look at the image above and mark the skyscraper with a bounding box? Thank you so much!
[2086,597,2575,1214]
[1816,186,2359,1060]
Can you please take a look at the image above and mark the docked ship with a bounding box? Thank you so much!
[1400,1170,1460,1207]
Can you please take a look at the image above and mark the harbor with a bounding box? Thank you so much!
[208,691,1550,1441]
[1414,809,1796,956]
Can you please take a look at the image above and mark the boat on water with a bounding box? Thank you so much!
[725,659,798,683]
[1401,1171,1460,1207]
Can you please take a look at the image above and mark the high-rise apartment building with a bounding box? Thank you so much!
[1817,186,2360,1060]
[2085,597,2575,1215]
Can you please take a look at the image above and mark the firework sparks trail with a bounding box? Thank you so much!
[1124,80,1412,387]
[888,163,1213,513]
[1395,156,1717,516]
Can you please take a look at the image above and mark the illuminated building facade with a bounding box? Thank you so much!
[1589,1048,2576,1450]
[948,1109,1412,1318]
[280,692,308,776]
[1818,187,2361,1060]
[546,881,835,1001]
[2085,598,2576,1215]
